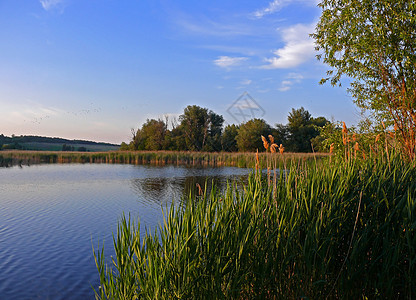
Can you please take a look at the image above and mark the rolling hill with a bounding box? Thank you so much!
[0,134,120,152]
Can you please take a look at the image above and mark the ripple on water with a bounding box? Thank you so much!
[0,164,249,299]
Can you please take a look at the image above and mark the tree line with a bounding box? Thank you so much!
[0,134,118,151]
[121,105,329,152]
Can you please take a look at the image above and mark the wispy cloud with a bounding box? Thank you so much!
[175,15,255,37]
[253,0,319,18]
[2,102,64,126]
[278,72,304,91]
[261,23,316,69]
[40,0,65,12]
[214,56,248,69]
[240,79,252,85]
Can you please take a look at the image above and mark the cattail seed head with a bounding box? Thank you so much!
[342,122,348,145]
[342,122,348,134]
[354,142,359,151]
[261,135,269,151]
[279,144,284,154]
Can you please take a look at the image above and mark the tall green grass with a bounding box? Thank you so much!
[0,150,324,168]
[94,153,415,299]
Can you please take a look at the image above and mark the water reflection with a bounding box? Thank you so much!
[129,167,249,205]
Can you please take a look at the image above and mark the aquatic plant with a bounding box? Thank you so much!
[94,152,416,299]
[0,150,323,168]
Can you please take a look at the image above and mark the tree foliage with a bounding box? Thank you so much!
[125,106,329,153]
[221,124,239,152]
[313,0,416,159]
[276,107,329,152]
[179,105,224,151]
[236,119,272,152]
[132,119,168,151]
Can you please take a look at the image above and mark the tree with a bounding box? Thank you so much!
[276,107,329,152]
[286,107,323,152]
[62,144,74,151]
[166,126,186,151]
[131,119,168,151]
[179,105,224,151]
[142,119,168,150]
[273,123,290,146]
[313,0,416,159]
[221,124,239,152]
[205,111,224,151]
[236,119,272,152]
[120,142,130,151]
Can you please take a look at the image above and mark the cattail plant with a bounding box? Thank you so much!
[95,151,416,299]
[261,135,270,152]
[329,143,334,163]
[354,142,359,158]
[279,144,284,155]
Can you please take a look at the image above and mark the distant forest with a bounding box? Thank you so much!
[122,105,331,153]
[0,135,119,152]
[1,105,332,153]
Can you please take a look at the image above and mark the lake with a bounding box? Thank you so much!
[0,163,249,299]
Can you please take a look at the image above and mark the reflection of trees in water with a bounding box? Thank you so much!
[182,176,222,199]
[130,177,180,205]
[130,174,247,205]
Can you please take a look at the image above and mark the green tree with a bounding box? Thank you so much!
[313,0,416,159]
[280,107,329,152]
[205,111,224,151]
[120,142,130,151]
[236,119,272,152]
[142,119,168,150]
[273,123,289,146]
[286,107,315,152]
[179,105,224,151]
[62,144,74,151]
[166,126,186,151]
[131,119,168,151]
[221,124,239,152]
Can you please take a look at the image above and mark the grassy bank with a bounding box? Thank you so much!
[94,153,415,299]
[0,150,325,168]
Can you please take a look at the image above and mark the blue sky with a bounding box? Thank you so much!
[0,0,360,144]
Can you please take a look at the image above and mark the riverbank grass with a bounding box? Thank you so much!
[94,153,416,299]
[0,150,325,168]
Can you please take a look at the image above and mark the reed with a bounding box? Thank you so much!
[0,150,325,168]
[94,151,415,299]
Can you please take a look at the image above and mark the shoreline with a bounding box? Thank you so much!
[0,150,328,168]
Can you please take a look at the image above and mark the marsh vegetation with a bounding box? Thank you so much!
[94,138,416,298]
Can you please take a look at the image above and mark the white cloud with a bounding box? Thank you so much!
[240,79,252,85]
[214,56,248,69]
[253,0,289,18]
[253,0,320,18]
[278,72,304,91]
[40,0,65,12]
[261,23,316,69]
[287,72,304,80]
[278,85,292,92]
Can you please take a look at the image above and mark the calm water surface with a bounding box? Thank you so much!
[0,164,248,300]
